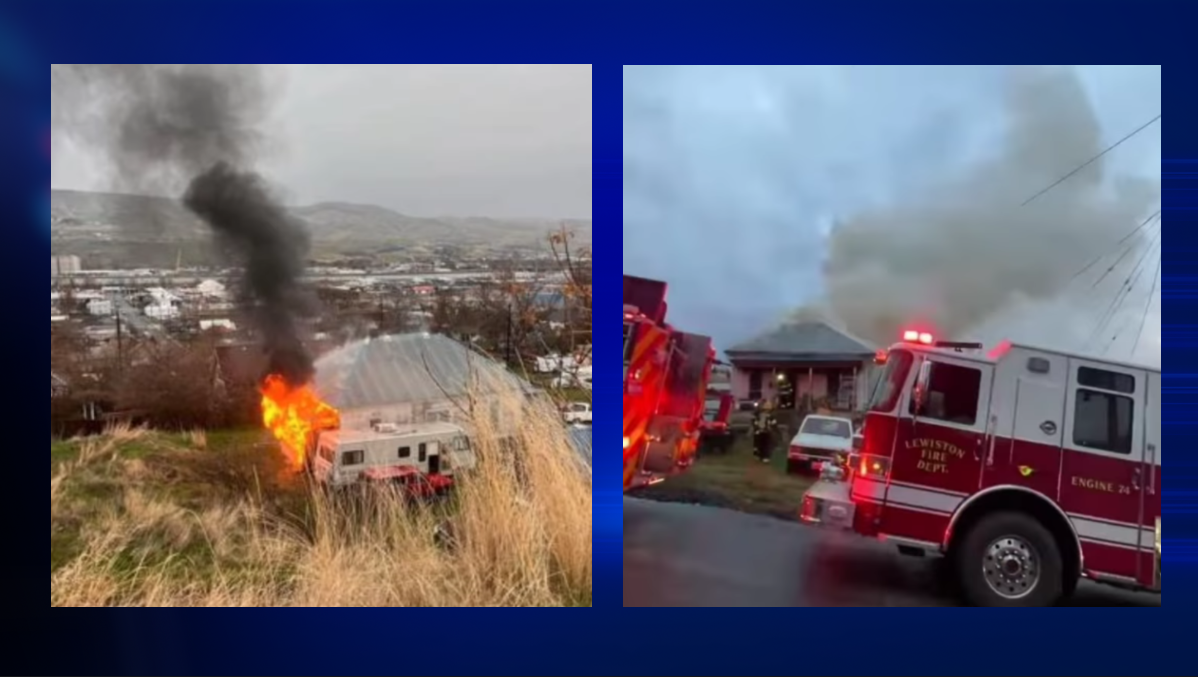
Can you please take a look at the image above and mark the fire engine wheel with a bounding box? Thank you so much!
[957,512,1063,607]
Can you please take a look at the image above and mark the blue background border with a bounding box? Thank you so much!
[13,0,1186,674]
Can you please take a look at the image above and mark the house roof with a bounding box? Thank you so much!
[314,333,536,411]
[727,321,876,361]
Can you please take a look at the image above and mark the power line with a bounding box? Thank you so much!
[1097,233,1159,342]
[1068,210,1160,283]
[1021,113,1161,207]
[1089,226,1161,347]
[1093,246,1158,351]
[1115,209,1162,247]
[1089,217,1161,290]
[1090,238,1139,290]
[1132,256,1163,356]
[1102,238,1158,353]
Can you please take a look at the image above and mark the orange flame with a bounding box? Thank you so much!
[260,374,341,469]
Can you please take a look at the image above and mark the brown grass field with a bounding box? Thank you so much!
[50,395,592,607]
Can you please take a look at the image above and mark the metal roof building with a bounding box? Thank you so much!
[314,333,538,430]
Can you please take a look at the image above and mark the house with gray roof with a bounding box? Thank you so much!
[725,320,880,412]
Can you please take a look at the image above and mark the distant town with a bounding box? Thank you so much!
[51,247,586,338]
[51,233,592,436]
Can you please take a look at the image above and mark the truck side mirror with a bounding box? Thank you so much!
[912,360,933,418]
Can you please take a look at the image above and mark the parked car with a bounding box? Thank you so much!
[727,400,759,436]
[787,414,855,475]
[563,402,592,426]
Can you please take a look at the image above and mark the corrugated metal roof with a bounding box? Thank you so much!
[727,321,875,358]
[314,334,534,410]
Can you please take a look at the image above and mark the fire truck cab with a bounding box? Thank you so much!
[312,422,476,494]
[623,275,721,492]
[801,330,1161,606]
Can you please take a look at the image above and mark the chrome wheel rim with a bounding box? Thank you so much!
[983,535,1040,600]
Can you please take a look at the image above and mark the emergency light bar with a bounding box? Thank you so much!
[900,330,982,352]
[902,330,935,345]
[936,341,984,351]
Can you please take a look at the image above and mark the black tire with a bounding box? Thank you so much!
[786,459,804,475]
[1062,574,1079,600]
[956,511,1063,607]
[932,551,962,597]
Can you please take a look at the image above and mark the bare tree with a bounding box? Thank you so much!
[546,226,592,397]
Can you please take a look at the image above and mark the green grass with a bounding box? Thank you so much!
[637,437,815,521]
[50,428,294,578]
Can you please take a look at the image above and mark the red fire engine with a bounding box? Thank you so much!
[623,275,727,492]
[801,329,1161,606]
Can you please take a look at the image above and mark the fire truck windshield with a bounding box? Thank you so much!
[868,348,915,413]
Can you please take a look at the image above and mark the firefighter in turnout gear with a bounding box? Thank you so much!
[751,400,779,464]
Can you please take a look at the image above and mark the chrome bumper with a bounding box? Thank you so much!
[1154,517,1161,590]
[800,479,856,531]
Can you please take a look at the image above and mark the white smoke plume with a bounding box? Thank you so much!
[822,66,1158,353]
[624,66,1160,363]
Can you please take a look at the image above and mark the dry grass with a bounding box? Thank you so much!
[50,395,592,607]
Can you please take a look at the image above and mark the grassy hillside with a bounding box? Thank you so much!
[51,400,591,607]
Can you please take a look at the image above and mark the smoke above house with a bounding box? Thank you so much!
[51,64,317,385]
[819,66,1158,350]
[624,66,1159,359]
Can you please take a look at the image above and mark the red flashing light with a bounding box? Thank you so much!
[901,330,935,345]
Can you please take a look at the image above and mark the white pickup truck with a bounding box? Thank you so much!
[563,402,592,426]
[787,414,855,475]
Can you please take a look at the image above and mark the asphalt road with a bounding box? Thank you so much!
[623,498,1160,607]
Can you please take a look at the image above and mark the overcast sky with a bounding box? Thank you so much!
[624,65,1161,366]
[52,64,592,220]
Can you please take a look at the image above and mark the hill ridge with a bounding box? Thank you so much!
[51,189,592,250]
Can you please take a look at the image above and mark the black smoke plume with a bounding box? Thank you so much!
[52,64,316,386]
